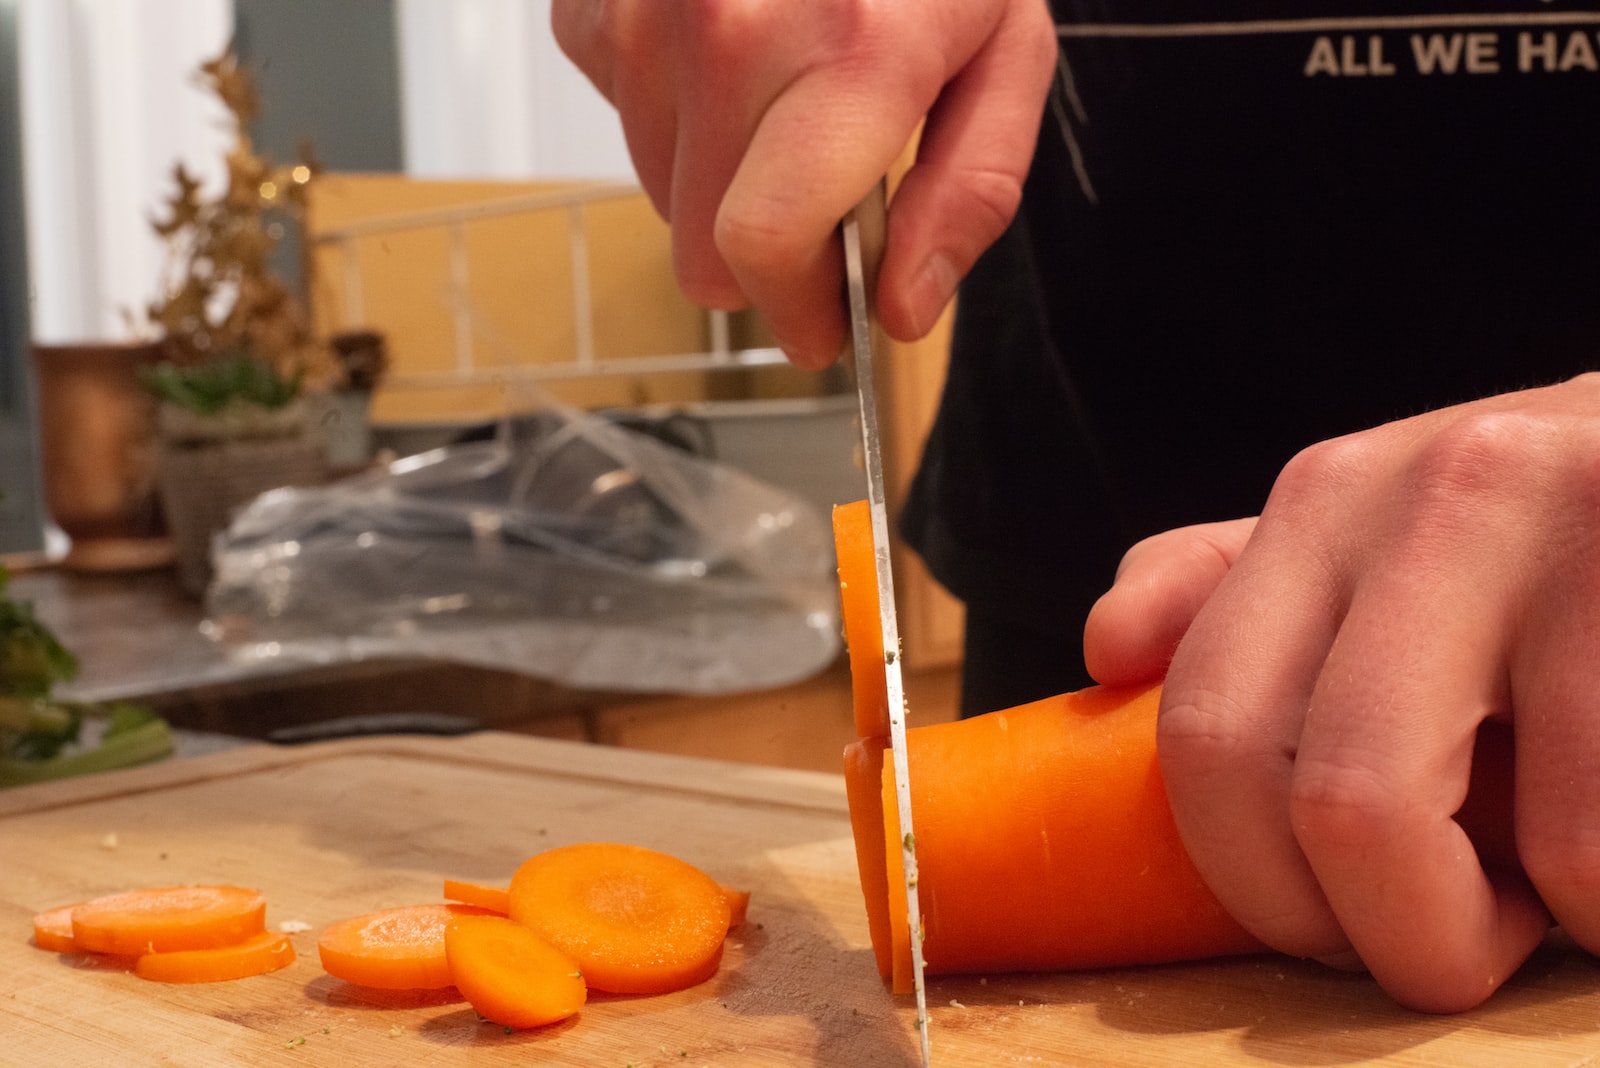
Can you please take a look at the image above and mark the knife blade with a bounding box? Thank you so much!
[842,181,931,1067]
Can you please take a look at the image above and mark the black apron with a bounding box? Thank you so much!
[902,2,1600,711]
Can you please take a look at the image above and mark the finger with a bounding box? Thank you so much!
[663,6,788,312]
[1083,517,1256,686]
[717,64,930,367]
[550,0,617,100]
[1511,551,1600,955]
[553,1,679,220]
[1158,503,1350,960]
[877,0,1057,342]
[1292,566,1548,1013]
[614,65,680,222]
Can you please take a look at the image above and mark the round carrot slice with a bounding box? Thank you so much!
[317,903,494,990]
[32,903,82,953]
[135,930,296,983]
[445,914,586,1028]
[70,885,266,955]
[508,842,731,995]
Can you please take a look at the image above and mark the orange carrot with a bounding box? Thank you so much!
[507,842,731,995]
[444,914,586,1028]
[861,683,1264,992]
[720,885,751,929]
[134,930,296,983]
[833,498,1259,989]
[841,737,893,979]
[318,903,496,990]
[833,500,891,738]
[31,903,82,953]
[833,497,1522,991]
[70,885,266,956]
[442,878,511,915]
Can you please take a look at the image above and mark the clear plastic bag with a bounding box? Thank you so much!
[205,404,842,694]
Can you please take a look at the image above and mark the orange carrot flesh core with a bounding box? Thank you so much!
[508,842,731,995]
[134,930,296,983]
[833,500,890,738]
[317,903,496,990]
[69,885,267,956]
[442,878,511,915]
[445,914,586,1029]
[31,903,82,953]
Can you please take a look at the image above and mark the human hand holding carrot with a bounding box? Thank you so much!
[1085,374,1600,1012]
[550,0,1057,368]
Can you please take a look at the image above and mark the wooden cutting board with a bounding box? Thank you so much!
[3,733,1600,1067]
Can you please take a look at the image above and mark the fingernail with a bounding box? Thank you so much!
[775,333,832,372]
[907,251,959,336]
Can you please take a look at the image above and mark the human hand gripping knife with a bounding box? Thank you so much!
[840,182,931,1066]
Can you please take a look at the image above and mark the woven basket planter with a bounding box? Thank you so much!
[155,402,326,596]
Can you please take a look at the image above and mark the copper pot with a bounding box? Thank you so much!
[30,341,174,571]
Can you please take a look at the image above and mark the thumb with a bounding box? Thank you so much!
[1084,517,1258,686]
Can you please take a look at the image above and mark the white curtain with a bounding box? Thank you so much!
[17,0,232,344]
[396,0,634,181]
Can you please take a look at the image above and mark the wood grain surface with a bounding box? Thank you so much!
[3,734,1599,1067]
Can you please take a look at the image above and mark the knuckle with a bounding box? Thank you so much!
[950,166,1026,243]
[1288,752,1402,855]
[1267,435,1373,514]
[1404,410,1549,503]
[712,202,812,282]
[1156,689,1253,772]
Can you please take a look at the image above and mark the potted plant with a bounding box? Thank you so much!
[143,44,340,595]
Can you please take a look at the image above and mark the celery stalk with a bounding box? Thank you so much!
[0,716,174,787]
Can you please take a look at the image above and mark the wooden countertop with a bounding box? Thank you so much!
[3,734,1600,1066]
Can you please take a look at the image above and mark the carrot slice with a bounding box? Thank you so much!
[833,500,891,738]
[32,903,82,953]
[720,885,750,929]
[445,914,586,1028]
[134,930,295,983]
[318,903,496,990]
[70,885,266,955]
[442,878,510,915]
[842,736,892,979]
[879,761,916,994]
[508,842,731,995]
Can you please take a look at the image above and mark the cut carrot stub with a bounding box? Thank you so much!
[442,878,511,915]
[70,885,267,956]
[851,683,1264,992]
[445,914,586,1029]
[832,500,890,739]
[31,903,82,953]
[508,842,731,995]
[318,903,497,990]
[135,930,296,984]
[720,885,751,929]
